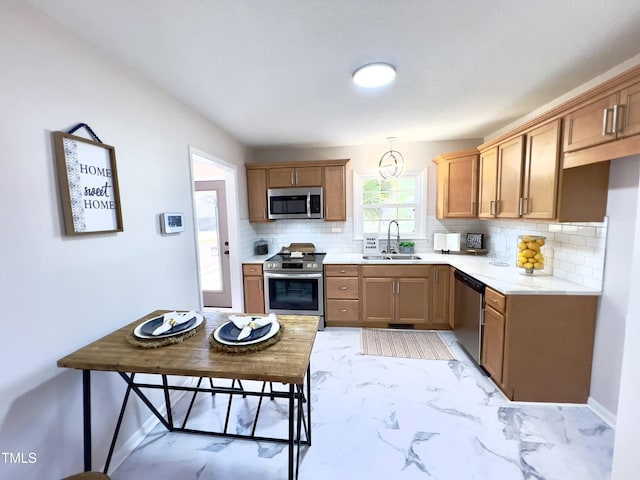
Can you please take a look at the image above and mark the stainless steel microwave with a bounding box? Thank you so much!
[267,187,323,220]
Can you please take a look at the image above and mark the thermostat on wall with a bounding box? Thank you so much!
[160,212,185,234]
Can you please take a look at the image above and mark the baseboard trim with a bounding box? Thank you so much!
[588,396,616,428]
[100,376,196,474]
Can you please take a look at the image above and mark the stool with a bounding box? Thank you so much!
[62,473,111,480]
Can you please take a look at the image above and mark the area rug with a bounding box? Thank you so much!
[360,328,455,360]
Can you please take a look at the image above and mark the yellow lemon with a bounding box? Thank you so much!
[537,239,546,246]
[524,262,534,269]
[517,260,524,267]
[521,249,535,258]
[534,262,544,269]
[528,242,540,251]
[534,253,544,261]
[517,241,526,250]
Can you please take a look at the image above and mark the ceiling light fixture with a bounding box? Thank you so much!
[378,137,405,179]
[352,62,396,88]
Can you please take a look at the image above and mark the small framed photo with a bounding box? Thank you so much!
[160,212,185,234]
[53,131,123,235]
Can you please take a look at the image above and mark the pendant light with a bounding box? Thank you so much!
[378,137,405,179]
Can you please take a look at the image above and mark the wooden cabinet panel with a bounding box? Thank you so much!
[243,276,265,314]
[478,147,498,218]
[242,264,263,276]
[325,277,359,299]
[324,165,346,221]
[362,277,395,324]
[268,166,322,188]
[433,149,479,219]
[522,120,561,220]
[431,265,451,327]
[326,299,359,322]
[485,288,505,314]
[246,168,269,222]
[481,305,505,384]
[496,135,524,218]
[325,264,358,276]
[396,278,429,324]
[564,93,618,152]
[619,79,640,139]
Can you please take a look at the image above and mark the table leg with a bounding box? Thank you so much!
[82,369,91,472]
[288,383,294,480]
[306,363,312,446]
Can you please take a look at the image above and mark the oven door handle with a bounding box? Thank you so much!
[306,190,312,218]
[264,272,323,279]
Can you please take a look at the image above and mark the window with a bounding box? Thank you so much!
[353,171,426,240]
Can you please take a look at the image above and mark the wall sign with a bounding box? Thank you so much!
[53,131,123,235]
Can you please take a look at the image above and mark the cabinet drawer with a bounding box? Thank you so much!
[485,287,506,314]
[325,277,359,299]
[325,264,359,277]
[326,299,359,321]
[242,264,263,276]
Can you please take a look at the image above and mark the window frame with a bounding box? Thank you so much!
[352,169,427,241]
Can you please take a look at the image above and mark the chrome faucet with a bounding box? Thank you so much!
[385,220,400,254]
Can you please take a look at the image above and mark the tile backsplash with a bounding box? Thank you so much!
[243,215,608,290]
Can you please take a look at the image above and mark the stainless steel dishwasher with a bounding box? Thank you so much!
[453,269,486,365]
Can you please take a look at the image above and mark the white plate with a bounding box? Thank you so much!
[213,320,280,346]
[134,313,204,339]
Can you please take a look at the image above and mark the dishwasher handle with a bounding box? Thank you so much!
[454,269,485,293]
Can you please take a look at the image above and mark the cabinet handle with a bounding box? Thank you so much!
[339,269,347,273]
[490,200,496,216]
[519,197,527,216]
[602,108,614,135]
[339,286,348,290]
[435,270,440,283]
[340,309,348,313]
[263,207,267,220]
[259,281,263,292]
[295,170,299,184]
[613,104,620,134]
[471,201,476,216]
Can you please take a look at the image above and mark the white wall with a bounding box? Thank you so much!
[611,159,640,478]
[0,3,249,479]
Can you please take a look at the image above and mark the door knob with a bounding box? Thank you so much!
[224,250,230,255]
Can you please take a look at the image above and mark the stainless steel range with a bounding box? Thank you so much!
[263,247,326,329]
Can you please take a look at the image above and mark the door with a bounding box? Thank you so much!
[496,135,524,218]
[445,154,478,217]
[481,305,506,384]
[478,147,498,218]
[194,180,232,307]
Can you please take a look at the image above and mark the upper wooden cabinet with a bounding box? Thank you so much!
[246,168,269,222]
[245,159,349,223]
[268,166,323,188]
[564,78,640,154]
[433,149,479,219]
[478,135,524,219]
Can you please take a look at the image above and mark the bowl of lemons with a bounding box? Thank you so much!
[516,235,546,275]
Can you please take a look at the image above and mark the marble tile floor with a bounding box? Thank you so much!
[111,328,614,480]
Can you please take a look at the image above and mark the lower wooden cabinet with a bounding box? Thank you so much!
[430,265,452,328]
[242,264,265,314]
[481,287,598,403]
[325,264,360,326]
[361,265,431,327]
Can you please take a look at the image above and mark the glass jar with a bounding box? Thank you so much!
[516,235,546,275]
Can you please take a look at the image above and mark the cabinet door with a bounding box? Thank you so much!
[478,148,498,218]
[481,305,505,384]
[243,276,265,313]
[268,167,296,188]
[323,165,346,221]
[444,154,478,218]
[396,278,430,324]
[295,166,323,186]
[522,119,561,220]
[496,135,524,218]
[362,277,395,323]
[247,169,269,222]
[619,79,640,139]
[430,266,450,326]
[563,93,618,152]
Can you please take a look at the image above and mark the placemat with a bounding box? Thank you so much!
[209,325,284,353]
[127,320,206,348]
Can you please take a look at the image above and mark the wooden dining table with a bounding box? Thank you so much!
[57,310,319,480]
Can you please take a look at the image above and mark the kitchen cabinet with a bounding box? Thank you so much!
[433,149,479,219]
[246,168,269,222]
[323,164,347,221]
[480,287,598,403]
[563,78,640,154]
[361,265,431,326]
[245,159,349,223]
[478,135,524,219]
[242,264,265,313]
[430,265,452,328]
[325,264,360,326]
[268,166,322,188]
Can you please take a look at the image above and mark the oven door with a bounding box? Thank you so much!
[263,272,324,318]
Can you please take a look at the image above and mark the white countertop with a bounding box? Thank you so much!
[322,252,601,296]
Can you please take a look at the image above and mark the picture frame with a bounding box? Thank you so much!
[160,212,185,234]
[52,131,123,235]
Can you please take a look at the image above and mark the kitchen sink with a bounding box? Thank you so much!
[362,254,422,261]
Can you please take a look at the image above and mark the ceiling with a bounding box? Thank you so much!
[26,0,640,148]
